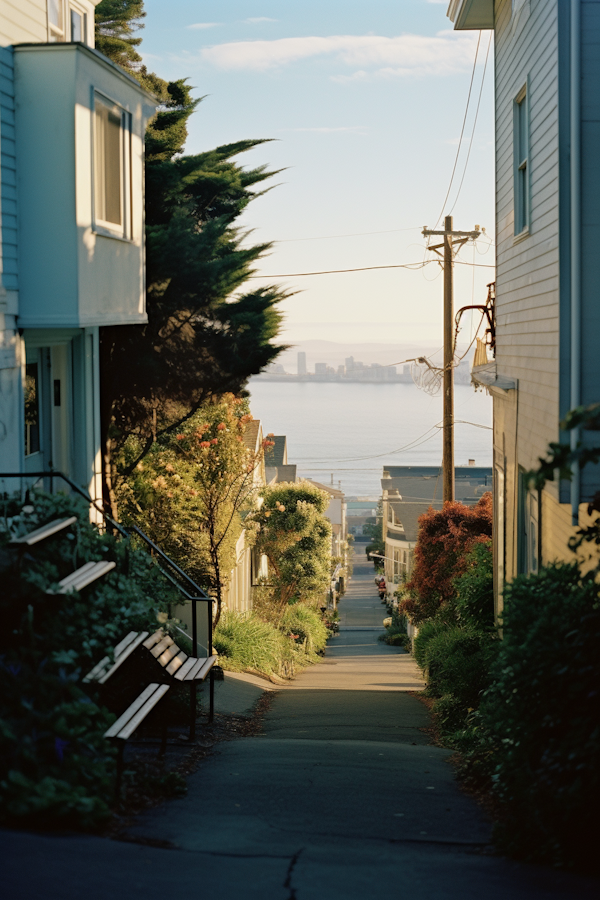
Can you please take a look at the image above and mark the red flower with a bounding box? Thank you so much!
[176,434,186,441]
[200,441,211,448]
[217,423,227,431]
[211,438,219,445]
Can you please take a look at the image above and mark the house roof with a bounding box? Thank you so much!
[387,500,443,544]
[381,465,492,505]
[264,435,287,467]
[306,479,345,499]
[242,420,262,453]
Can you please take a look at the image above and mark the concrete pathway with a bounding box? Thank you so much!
[4,556,598,898]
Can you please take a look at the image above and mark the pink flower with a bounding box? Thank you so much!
[211,438,219,445]
[200,441,211,449]
[176,434,185,441]
[217,423,226,431]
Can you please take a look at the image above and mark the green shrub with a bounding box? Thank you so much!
[213,611,287,676]
[413,619,447,670]
[281,604,328,656]
[0,491,173,830]
[385,632,411,649]
[425,625,498,708]
[453,541,494,630]
[481,562,600,869]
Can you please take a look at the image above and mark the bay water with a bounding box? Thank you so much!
[248,379,493,498]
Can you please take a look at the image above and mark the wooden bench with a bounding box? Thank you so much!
[10,516,77,546]
[84,628,217,738]
[47,560,116,594]
[103,683,171,798]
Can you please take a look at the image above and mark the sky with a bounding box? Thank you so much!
[140,0,495,346]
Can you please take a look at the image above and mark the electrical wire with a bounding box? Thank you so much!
[433,31,482,229]
[249,258,495,278]
[447,32,493,216]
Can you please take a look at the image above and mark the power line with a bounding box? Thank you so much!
[447,32,493,216]
[433,31,482,229]
[249,258,495,278]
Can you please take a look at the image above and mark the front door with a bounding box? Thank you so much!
[24,343,72,482]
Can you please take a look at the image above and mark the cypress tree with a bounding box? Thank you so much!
[94,1,288,512]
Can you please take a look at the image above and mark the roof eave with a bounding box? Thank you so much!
[447,0,494,30]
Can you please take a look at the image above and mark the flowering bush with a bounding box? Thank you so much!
[248,482,332,612]
[400,494,492,624]
[118,395,264,623]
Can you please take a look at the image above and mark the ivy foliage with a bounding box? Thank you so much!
[0,492,172,829]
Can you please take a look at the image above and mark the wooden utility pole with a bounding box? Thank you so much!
[422,218,481,503]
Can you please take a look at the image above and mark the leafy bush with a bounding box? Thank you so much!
[424,626,498,709]
[0,491,173,829]
[413,619,447,670]
[480,562,600,869]
[453,541,494,630]
[281,604,328,656]
[213,612,287,676]
[400,495,492,623]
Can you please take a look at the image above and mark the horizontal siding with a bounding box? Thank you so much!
[0,43,16,291]
[495,0,560,482]
[0,0,47,46]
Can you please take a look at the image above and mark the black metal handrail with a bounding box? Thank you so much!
[0,470,213,662]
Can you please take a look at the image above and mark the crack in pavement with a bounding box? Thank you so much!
[283,848,304,900]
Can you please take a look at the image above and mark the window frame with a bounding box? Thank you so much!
[92,90,133,241]
[513,81,531,239]
[48,1,89,43]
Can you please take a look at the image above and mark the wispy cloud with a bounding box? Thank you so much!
[187,22,221,30]
[200,32,479,78]
[246,17,278,23]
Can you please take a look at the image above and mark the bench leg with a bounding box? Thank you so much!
[209,668,214,723]
[189,681,196,741]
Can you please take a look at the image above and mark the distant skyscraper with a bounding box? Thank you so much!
[297,351,307,375]
[315,362,327,375]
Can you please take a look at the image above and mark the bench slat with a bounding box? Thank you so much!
[173,657,197,681]
[50,560,116,594]
[143,630,165,650]
[104,683,170,740]
[157,643,180,667]
[10,516,77,546]
[165,650,187,676]
[150,635,174,658]
[83,631,150,684]
[184,655,217,682]
[114,631,140,657]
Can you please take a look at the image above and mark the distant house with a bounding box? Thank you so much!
[447,0,600,616]
[264,434,297,484]
[306,479,347,559]
[0,2,156,508]
[381,465,492,604]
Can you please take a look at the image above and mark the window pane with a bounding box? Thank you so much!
[70,8,83,41]
[94,98,122,227]
[24,363,40,456]
[518,98,527,164]
[48,0,63,29]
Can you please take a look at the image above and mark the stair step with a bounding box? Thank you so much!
[10,516,77,546]
[48,560,116,594]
